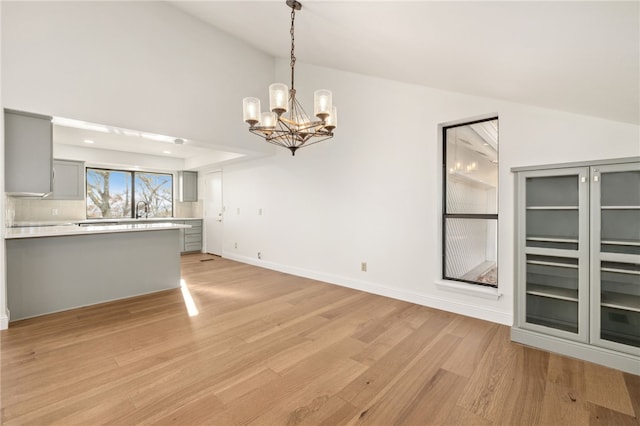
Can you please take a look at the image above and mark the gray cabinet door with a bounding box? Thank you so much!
[4,109,53,195]
[51,159,85,200]
[590,162,640,356]
[515,167,590,342]
[179,171,198,202]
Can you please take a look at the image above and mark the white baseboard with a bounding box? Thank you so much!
[223,253,512,326]
[0,309,9,330]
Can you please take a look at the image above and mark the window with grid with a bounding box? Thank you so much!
[86,168,173,219]
[442,117,499,287]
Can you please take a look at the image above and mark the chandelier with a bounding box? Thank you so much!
[242,0,337,156]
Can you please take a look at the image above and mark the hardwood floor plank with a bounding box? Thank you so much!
[441,316,500,378]
[2,255,638,425]
[588,401,639,426]
[338,311,455,409]
[393,368,469,426]
[539,381,590,426]
[584,361,635,416]
[623,372,640,421]
[492,346,549,425]
[539,354,590,425]
[246,342,367,425]
[350,336,464,425]
[456,326,521,421]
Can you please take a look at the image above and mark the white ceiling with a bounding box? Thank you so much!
[52,121,244,167]
[169,0,640,125]
[54,124,214,160]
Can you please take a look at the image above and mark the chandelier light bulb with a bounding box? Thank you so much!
[313,89,332,120]
[260,112,277,132]
[269,83,289,115]
[242,97,261,125]
[325,106,337,131]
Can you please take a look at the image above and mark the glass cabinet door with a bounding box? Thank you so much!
[517,167,590,341]
[591,163,640,355]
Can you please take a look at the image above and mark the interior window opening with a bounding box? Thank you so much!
[442,117,499,287]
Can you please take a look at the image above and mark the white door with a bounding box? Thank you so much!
[204,171,223,256]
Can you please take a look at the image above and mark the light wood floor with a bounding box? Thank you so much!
[2,254,639,425]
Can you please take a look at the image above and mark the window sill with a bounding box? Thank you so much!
[435,280,502,300]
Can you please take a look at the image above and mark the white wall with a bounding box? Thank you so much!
[221,61,640,325]
[1,1,275,156]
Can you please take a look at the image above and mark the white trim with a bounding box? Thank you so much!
[224,252,512,326]
[0,309,9,330]
[435,279,502,300]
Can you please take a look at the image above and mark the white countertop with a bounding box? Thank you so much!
[10,217,203,227]
[77,217,202,225]
[5,222,190,239]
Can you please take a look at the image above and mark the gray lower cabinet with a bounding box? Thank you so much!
[512,158,640,374]
[169,219,202,253]
[51,159,85,200]
[4,109,53,196]
[183,220,203,253]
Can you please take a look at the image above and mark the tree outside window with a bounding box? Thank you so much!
[86,168,173,219]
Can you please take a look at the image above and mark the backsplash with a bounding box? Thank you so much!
[7,197,85,224]
[6,196,203,225]
[174,201,203,218]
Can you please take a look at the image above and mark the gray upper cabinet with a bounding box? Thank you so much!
[179,171,198,202]
[51,159,85,200]
[4,109,53,196]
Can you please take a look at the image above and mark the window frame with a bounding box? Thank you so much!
[442,117,499,288]
[85,167,174,219]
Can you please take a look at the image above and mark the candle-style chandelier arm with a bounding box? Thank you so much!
[242,0,337,156]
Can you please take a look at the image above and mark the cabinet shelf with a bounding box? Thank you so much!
[601,239,640,247]
[527,236,579,244]
[601,292,640,313]
[526,206,578,210]
[527,260,578,269]
[527,284,578,302]
[601,267,640,276]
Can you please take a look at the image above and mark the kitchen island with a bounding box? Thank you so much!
[5,222,189,321]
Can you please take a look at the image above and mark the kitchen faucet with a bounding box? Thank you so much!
[135,201,149,219]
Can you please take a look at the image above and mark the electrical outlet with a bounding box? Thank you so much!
[361,262,367,272]
[51,208,58,216]
[258,252,262,259]
[234,242,238,249]
[258,208,262,215]
[237,207,240,215]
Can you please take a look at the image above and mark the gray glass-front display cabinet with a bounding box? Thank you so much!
[512,158,639,374]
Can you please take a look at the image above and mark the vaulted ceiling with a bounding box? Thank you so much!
[169,1,639,125]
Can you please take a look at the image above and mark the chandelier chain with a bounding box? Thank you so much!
[290,5,296,90]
